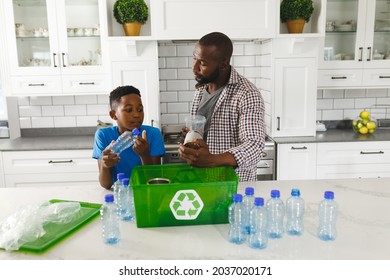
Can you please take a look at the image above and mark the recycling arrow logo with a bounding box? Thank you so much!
[169,190,204,220]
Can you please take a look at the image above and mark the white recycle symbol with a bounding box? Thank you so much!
[169,189,204,220]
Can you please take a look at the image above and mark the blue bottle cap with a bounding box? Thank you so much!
[324,191,334,199]
[117,173,125,180]
[233,193,243,203]
[132,128,141,136]
[105,194,114,203]
[122,178,129,186]
[270,189,280,198]
[254,197,264,206]
[245,187,254,195]
[291,188,300,196]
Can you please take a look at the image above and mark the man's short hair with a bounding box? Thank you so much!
[198,32,233,60]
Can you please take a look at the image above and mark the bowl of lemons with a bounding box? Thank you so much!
[352,110,377,135]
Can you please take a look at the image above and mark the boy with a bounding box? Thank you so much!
[92,85,165,189]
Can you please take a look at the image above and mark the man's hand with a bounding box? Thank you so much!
[179,139,215,167]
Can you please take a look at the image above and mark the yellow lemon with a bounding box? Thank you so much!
[359,126,368,134]
[366,121,376,130]
[368,129,375,134]
[360,110,370,119]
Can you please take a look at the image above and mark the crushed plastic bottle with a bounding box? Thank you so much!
[107,128,141,154]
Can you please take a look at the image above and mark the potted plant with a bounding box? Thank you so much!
[113,0,149,36]
[280,0,314,34]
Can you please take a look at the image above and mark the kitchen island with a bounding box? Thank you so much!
[1,177,390,260]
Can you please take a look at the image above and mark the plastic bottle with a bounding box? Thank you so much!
[228,193,246,244]
[100,194,120,244]
[117,178,135,221]
[248,197,268,249]
[286,188,305,236]
[318,191,338,241]
[242,186,255,234]
[266,189,285,239]
[112,172,125,203]
[108,128,141,154]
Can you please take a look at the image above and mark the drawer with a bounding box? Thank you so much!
[318,69,363,88]
[257,159,273,175]
[61,74,111,94]
[11,75,62,95]
[317,142,390,165]
[2,150,97,174]
[317,163,390,179]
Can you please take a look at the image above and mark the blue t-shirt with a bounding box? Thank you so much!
[92,125,165,183]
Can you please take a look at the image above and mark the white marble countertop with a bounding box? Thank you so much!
[1,177,390,260]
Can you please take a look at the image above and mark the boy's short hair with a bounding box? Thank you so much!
[109,85,141,109]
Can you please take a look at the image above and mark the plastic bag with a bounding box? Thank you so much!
[0,201,80,251]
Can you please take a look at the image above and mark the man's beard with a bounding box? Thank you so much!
[195,68,220,88]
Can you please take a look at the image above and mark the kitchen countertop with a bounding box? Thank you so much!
[272,128,390,144]
[1,177,389,260]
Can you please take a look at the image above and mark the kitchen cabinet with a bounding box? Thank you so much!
[317,141,390,179]
[109,40,160,127]
[150,0,276,40]
[2,150,98,188]
[3,0,111,96]
[318,0,390,88]
[276,143,317,180]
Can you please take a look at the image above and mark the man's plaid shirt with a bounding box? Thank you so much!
[191,67,265,181]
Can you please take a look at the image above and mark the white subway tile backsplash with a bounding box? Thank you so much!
[323,89,344,99]
[367,88,388,97]
[159,69,178,80]
[233,56,256,67]
[97,95,108,104]
[177,68,193,79]
[160,91,178,103]
[64,105,87,116]
[75,95,97,104]
[158,45,177,57]
[31,116,54,128]
[166,80,189,91]
[232,44,244,56]
[52,96,75,105]
[244,44,261,55]
[161,114,179,124]
[355,98,376,109]
[343,109,361,120]
[76,115,98,127]
[29,96,52,105]
[333,99,355,109]
[42,105,64,116]
[19,117,32,129]
[345,88,366,98]
[177,45,194,56]
[178,91,194,102]
[166,57,188,68]
[322,110,343,120]
[167,102,189,113]
[19,106,41,117]
[54,116,77,128]
[244,67,261,79]
[87,104,109,115]
[317,99,333,110]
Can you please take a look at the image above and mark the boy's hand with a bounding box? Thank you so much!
[133,130,150,156]
[101,141,120,168]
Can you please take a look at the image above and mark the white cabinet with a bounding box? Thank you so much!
[150,0,276,40]
[318,0,390,88]
[317,142,390,179]
[2,0,111,96]
[2,150,99,188]
[109,40,160,127]
[277,143,317,180]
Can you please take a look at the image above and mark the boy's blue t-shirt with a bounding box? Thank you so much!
[92,125,165,183]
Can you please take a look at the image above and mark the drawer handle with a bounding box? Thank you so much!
[79,82,95,85]
[291,146,307,150]
[28,83,45,87]
[257,162,270,168]
[48,160,74,164]
[360,151,384,155]
[379,76,390,79]
[331,76,347,80]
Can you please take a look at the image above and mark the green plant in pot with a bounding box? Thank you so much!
[280,0,314,34]
[113,0,149,36]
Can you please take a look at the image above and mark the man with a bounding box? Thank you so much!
[179,32,265,182]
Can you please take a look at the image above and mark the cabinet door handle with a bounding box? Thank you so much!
[291,146,307,150]
[277,117,280,131]
[79,82,95,85]
[257,162,270,168]
[379,76,390,79]
[360,151,384,155]
[48,160,74,164]
[53,53,57,67]
[28,83,45,87]
[367,47,372,61]
[62,53,67,67]
[358,47,363,61]
[331,76,347,80]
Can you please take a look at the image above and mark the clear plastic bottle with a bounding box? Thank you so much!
[112,172,125,203]
[266,189,285,239]
[318,191,338,241]
[248,197,268,249]
[108,128,141,154]
[100,194,120,244]
[117,178,135,221]
[228,193,246,244]
[286,188,305,236]
[242,186,255,235]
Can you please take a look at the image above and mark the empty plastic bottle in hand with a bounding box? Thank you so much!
[286,188,305,236]
[108,128,141,154]
[228,193,246,244]
[318,191,338,241]
[100,194,120,244]
[242,187,255,234]
[117,178,135,221]
[248,197,268,249]
[266,189,285,239]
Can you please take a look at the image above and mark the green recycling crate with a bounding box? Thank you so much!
[130,164,239,228]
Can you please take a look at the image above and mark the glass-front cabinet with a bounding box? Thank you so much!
[318,0,390,88]
[4,0,110,95]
